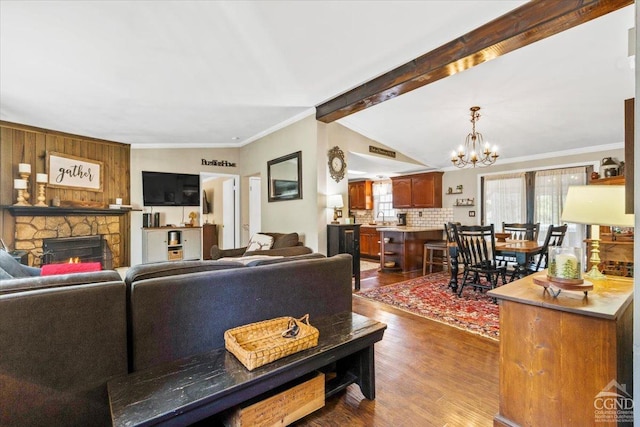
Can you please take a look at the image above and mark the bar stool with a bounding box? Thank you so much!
[423,240,449,275]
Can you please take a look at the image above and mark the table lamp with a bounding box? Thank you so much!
[327,194,344,224]
[561,185,634,279]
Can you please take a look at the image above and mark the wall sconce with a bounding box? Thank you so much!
[327,194,344,224]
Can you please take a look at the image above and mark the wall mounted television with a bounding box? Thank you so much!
[142,171,200,206]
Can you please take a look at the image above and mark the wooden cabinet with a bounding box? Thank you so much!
[624,98,633,213]
[391,172,443,209]
[360,226,380,259]
[142,227,202,263]
[202,223,219,260]
[588,176,634,276]
[348,181,373,210]
[327,224,361,290]
[379,229,443,272]
[489,275,633,427]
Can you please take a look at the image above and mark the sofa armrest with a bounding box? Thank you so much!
[210,245,247,260]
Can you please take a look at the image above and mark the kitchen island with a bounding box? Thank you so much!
[378,227,444,272]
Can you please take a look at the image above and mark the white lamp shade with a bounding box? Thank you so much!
[327,194,344,208]
[561,185,634,227]
[18,163,31,174]
[36,173,48,183]
[14,179,27,189]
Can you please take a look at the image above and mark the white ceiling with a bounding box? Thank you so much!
[0,1,635,175]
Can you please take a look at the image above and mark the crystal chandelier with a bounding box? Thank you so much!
[451,106,498,168]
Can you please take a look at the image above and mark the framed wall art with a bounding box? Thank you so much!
[47,152,103,192]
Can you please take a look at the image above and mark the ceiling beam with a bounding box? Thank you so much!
[316,0,632,123]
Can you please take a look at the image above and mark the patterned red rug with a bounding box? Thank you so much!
[355,272,501,340]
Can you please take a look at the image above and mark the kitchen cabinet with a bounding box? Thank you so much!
[379,227,443,272]
[142,227,202,264]
[391,172,443,209]
[360,226,381,259]
[348,180,373,210]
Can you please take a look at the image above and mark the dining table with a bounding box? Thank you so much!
[448,239,544,291]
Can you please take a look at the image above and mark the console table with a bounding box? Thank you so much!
[488,274,633,426]
[108,312,386,426]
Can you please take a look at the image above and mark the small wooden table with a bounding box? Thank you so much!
[108,312,386,427]
[488,274,633,426]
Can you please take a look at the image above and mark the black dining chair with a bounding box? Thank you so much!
[525,224,568,275]
[498,222,540,280]
[453,224,507,299]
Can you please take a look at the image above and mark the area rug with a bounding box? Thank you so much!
[360,259,380,272]
[355,272,501,340]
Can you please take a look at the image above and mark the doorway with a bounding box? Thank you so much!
[200,173,240,250]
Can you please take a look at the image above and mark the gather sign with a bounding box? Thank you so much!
[47,152,103,192]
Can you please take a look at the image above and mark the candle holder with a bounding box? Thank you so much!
[13,179,30,206]
[18,163,32,204]
[35,173,48,207]
[533,247,592,297]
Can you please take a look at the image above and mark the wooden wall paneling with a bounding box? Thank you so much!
[1,121,132,266]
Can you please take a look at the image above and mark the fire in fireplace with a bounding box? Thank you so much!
[42,235,112,269]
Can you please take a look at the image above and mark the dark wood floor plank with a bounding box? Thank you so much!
[296,270,499,426]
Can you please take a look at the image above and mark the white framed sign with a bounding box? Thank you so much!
[47,152,103,192]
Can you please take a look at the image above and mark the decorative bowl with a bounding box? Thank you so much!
[495,232,511,242]
[383,237,391,244]
[384,261,395,268]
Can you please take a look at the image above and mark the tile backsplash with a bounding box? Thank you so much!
[352,208,453,228]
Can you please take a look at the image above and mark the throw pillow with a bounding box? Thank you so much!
[271,232,299,249]
[245,233,274,252]
[0,250,32,278]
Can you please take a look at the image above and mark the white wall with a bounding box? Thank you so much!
[130,147,240,265]
[238,115,323,252]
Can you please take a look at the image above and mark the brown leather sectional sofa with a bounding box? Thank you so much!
[0,253,353,426]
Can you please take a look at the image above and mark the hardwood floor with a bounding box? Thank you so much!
[297,267,500,427]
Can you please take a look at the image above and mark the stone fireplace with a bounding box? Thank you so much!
[14,215,122,268]
[42,235,113,269]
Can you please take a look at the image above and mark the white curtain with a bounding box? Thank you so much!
[483,173,526,229]
[534,167,586,248]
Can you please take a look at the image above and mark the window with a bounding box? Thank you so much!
[482,166,587,247]
[373,181,395,222]
[483,173,526,228]
[534,167,586,247]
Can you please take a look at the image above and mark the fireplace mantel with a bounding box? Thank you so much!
[2,206,139,216]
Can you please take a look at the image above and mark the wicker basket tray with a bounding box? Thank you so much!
[224,314,319,371]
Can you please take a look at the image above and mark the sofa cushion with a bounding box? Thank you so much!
[244,252,325,266]
[124,260,245,285]
[245,233,274,252]
[0,250,39,278]
[270,232,299,249]
[0,270,123,295]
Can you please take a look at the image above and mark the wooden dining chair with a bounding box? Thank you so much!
[502,222,540,241]
[499,222,540,279]
[453,224,506,299]
[525,224,568,274]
